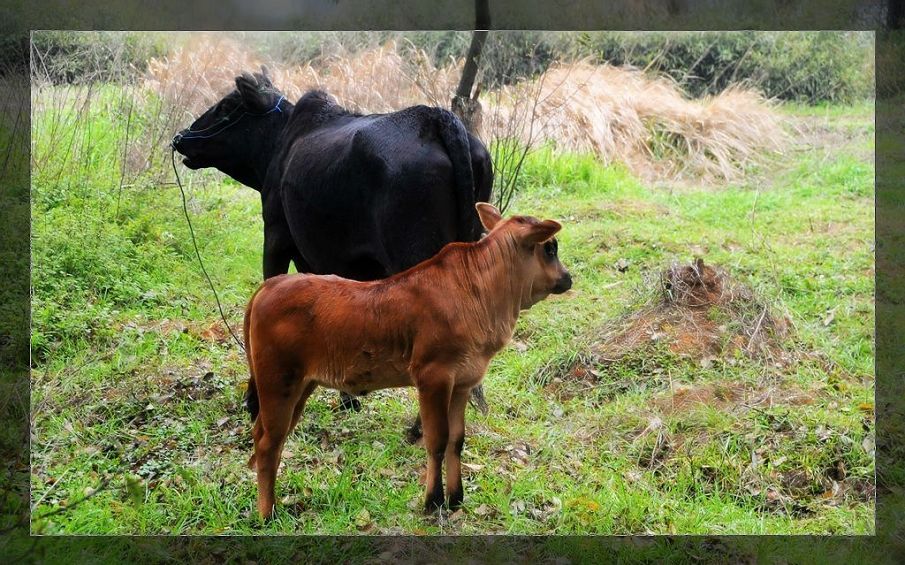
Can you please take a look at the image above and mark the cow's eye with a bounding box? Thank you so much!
[543,241,556,257]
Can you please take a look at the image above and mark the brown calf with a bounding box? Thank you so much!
[243,203,572,519]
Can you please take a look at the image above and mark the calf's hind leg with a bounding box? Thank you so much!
[253,378,315,520]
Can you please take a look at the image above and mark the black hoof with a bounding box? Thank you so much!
[469,385,489,415]
[338,392,362,412]
[448,489,463,511]
[405,418,423,445]
[423,495,445,515]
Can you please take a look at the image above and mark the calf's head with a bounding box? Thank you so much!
[476,202,573,309]
[172,67,288,189]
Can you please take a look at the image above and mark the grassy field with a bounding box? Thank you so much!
[30,91,874,535]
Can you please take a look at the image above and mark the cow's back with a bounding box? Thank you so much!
[272,106,462,279]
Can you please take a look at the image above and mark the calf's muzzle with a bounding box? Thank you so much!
[552,272,572,294]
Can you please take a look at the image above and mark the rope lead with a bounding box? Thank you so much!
[171,148,246,352]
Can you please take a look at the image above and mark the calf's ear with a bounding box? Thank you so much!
[524,220,561,245]
[475,202,502,231]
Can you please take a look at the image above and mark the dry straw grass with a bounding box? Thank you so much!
[485,62,787,181]
[145,36,461,118]
[144,37,786,183]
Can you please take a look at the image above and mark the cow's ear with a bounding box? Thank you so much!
[260,65,273,86]
[235,72,270,113]
[523,219,561,246]
[475,202,502,231]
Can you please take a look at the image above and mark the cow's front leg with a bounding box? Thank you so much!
[417,376,452,513]
[262,227,294,279]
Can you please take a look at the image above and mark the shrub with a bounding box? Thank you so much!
[577,31,873,104]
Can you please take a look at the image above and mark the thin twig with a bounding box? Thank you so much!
[746,306,768,353]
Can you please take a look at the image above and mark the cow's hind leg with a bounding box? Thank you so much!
[253,378,309,520]
[405,414,423,445]
[338,391,362,412]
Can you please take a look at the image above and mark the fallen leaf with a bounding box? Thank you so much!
[462,463,484,472]
[354,508,371,529]
[857,402,874,413]
[473,503,491,516]
[216,417,229,427]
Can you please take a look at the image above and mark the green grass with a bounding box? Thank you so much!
[30,93,874,535]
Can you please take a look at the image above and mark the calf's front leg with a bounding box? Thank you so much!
[445,385,470,510]
[417,378,452,513]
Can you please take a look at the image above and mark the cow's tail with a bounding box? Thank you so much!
[434,108,480,242]
[243,285,264,424]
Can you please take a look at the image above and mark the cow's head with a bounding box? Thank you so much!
[476,202,572,309]
[173,67,289,190]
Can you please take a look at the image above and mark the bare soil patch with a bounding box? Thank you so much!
[592,258,792,367]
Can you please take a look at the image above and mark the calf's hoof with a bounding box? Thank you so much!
[338,392,362,412]
[447,490,464,511]
[423,495,445,515]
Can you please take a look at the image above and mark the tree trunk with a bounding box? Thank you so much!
[451,0,490,135]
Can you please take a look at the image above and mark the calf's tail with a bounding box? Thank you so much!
[434,108,481,242]
[243,286,264,423]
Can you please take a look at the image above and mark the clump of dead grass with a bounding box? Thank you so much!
[593,258,792,366]
[485,62,787,182]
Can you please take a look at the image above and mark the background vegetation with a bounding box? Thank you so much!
[29,31,874,536]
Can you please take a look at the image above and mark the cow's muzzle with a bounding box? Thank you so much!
[552,272,572,294]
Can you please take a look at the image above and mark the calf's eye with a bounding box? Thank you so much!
[543,241,556,257]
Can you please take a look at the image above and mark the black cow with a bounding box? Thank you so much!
[173,69,493,441]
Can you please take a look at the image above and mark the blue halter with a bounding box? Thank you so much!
[174,95,286,143]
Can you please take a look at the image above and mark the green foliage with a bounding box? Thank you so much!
[578,31,873,103]
[31,31,171,84]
